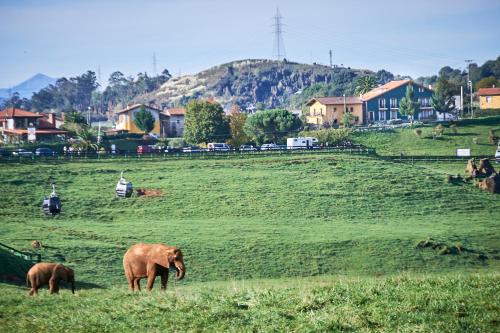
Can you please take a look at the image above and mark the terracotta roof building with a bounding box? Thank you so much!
[478,87,500,110]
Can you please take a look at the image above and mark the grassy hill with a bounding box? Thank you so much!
[353,117,500,156]
[0,154,498,331]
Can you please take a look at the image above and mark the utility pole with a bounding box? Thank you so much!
[272,8,286,61]
[460,85,464,118]
[465,59,474,118]
[329,49,333,68]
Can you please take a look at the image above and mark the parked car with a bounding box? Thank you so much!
[260,143,279,150]
[207,143,231,152]
[35,148,57,156]
[182,146,204,153]
[239,145,258,151]
[12,149,33,157]
[137,145,159,154]
[495,147,500,163]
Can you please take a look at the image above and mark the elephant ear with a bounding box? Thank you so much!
[151,246,177,269]
[52,264,68,280]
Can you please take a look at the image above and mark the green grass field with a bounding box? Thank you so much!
[353,116,500,156]
[1,143,499,330]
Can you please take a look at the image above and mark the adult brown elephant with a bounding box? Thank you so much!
[123,243,185,291]
[26,262,75,296]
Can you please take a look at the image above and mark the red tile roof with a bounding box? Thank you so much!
[361,80,411,101]
[306,97,362,106]
[166,108,186,116]
[115,104,162,114]
[478,88,500,96]
[0,108,44,119]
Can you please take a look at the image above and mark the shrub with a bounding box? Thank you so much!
[299,128,352,146]
[414,128,422,138]
[435,124,445,136]
[450,124,458,135]
[168,138,185,148]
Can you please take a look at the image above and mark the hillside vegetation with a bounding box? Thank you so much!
[138,59,375,109]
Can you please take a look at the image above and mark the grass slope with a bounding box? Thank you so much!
[353,116,500,156]
[0,155,498,287]
[1,274,498,332]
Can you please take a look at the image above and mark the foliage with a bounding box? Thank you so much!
[168,138,185,148]
[354,75,377,96]
[431,76,456,120]
[341,112,355,128]
[227,105,250,147]
[133,106,155,134]
[399,84,420,123]
[244,109,302,145]
[299,128,351,145]
[0,92,32,110]
[435,124,445,137]
[75,125,98,151]
[184,100,229,144]
[64,111,87,125]
[475,76,500,90]
[31,71,99,112]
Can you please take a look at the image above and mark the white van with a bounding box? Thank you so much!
[286,137,318,149]
[207,143,231,152]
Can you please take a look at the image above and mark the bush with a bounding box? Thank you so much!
[168,138,185,148]
[450,124,458,135]
[435,124,445,136]
[414,128,422,138]
[299,128,352,146]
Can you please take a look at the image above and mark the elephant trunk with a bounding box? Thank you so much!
[175,262,185,280]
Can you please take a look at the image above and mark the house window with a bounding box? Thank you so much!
[354,116,359,122]
[334,107,337,112]
[369,112,374,122]
[486,96,492,103]
[390,98,398,108]
[379,111,386,121]
[418,87,424,93]
[350,107,354,112]
[391,110,398,119]
[378,98,386,109]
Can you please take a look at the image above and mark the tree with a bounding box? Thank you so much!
[64,111,87,125]
[133,106,155,134]
[399,84,420,123]
[244,109,302,145]
[354,76,377,96]
[227,105,250,147]
[431,77,455,120]
[184,100,229,144]
[341,112,354,128]
[476,76,500,90]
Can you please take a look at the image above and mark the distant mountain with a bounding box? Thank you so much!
[0,73,57,100]
[136,59,380,110]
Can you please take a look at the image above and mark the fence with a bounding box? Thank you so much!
[0,242,41,263]
[0,146,376,162]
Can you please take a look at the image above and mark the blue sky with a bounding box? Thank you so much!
[0,0,499,87]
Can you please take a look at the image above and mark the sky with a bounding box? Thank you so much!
[0,0,499,88]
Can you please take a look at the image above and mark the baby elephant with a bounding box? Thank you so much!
[26,262,75,296]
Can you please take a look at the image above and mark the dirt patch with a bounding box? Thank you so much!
[136,189,164,197]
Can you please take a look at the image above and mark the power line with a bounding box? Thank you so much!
[272,7,286,61]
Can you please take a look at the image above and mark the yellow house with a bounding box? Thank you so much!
[478,88,500,110]
[115,104,162,134]
[305,97,363,128]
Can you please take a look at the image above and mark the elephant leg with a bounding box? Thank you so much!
[134,278,141,291]
[49,278,59,294]
[160,270,168,290]
[146,264,157,291]
[126,275,134,291]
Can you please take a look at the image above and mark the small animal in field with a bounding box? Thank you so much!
[123,243,185,291]
[26,263,75,296]
[31,240,43,249]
